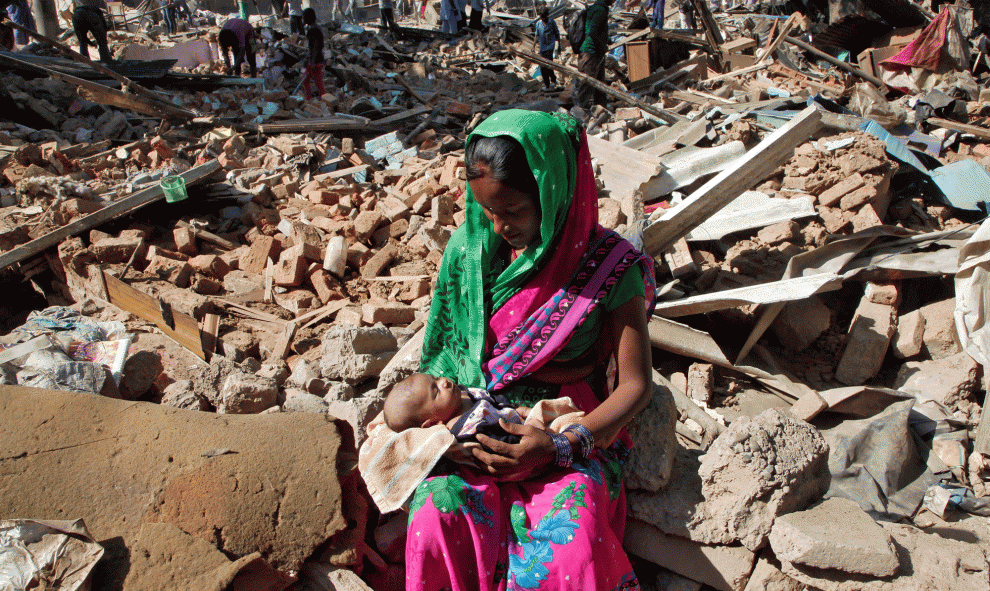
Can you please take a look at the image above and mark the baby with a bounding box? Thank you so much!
[383,372,530,444]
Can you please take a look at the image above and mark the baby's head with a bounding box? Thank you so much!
[383,372,463,432]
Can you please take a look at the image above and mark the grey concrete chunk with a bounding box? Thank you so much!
[769,497,899,577]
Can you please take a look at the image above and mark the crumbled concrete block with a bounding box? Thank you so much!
[919,298,962,360]
[769,497,899,577]
[835,296,896,386]
[838,184,878,211]
[274,290,314,315]
[326,396,386,446]
[892,308,925,359]
[283,389,329,414]
[160,379,209,410]
[771,296,832,351]
[742,557,806,591]
[624,519,756,591]
[218,372,278,414]
[336,307,363,326]
[628,410,830,552]
[418,220,452,252]
[626,381,678,493]
[894,351,980,408]
[320,324,398,385]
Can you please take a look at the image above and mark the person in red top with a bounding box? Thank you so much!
[219,17,256,77]
[302,7,325,100]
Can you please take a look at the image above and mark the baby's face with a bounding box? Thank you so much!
[407,373,463,424]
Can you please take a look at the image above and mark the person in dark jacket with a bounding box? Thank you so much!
[72,0,113,62]
[302,7,325,99]
[575,0,613,109]
[219,17,257,77]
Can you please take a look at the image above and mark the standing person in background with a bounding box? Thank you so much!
[174,0,194,29]
[159,0,176,34]
[380,0,397,30]
[440,0,458,33]
[73,0,113,62]
[467,0,489,30]
[288,0,303,34]
[575,0,613,110]
[3,0,35,46]
[647,0,664,29]
[302,7,325,99]
[673,0,694,28]
[456,0,466,30]
[532,8,559,90]
[219,17,257,77]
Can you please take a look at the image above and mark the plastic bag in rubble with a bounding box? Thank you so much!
[847,83,907,129]
[13,348,120,397]
[922,484,990,518]
[0,519,104,591]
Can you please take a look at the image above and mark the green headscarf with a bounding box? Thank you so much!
[421,110,584,387]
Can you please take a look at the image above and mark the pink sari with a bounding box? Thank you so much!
[405,127,654,591]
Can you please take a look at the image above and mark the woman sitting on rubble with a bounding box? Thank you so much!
[360,109,657,590]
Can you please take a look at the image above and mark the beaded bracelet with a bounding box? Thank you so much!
[550,432,573,468]
[564,424,595,458]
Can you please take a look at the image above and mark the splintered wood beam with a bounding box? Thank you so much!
[643,105,822,258]
[6,21,198,121]
[0,160,222,271]
[784,35,886,90]
[103,271,208,360]
[509,47,686,124]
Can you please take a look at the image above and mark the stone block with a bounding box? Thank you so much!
[274,289,315,315]
[838,184,877,211]
[864,281,900,306]
[687,363,714,405]
[320,324,398,385]
[788,390,827,422]
[380,195,411,221]
[283,389,329,414]
[771,295,831,351]
[431,194,454,226]
[147,245,189,262]
[624,519,756,591]
[834,296,896,386]
[769,497,898,577]
[217,371,278,413]
[361,302,416,325]
[742,557,806,591]
[598,198,624,230]
[893,351,980,408]
[418,220,452,252]
[892,308,925,359]
[919,298,962,359]
[625,380,678,493]
[308,267,341,304]
[172,226,198,257]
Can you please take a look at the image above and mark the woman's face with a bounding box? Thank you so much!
[470,169,542,252]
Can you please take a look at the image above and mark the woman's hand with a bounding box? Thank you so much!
[444,441,482,468]
[472,420,555,481]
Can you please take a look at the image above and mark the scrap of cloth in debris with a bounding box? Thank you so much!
[820,399,940,520]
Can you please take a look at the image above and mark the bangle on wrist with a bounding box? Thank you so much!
[564,424,595,458]
[550,432,573,468]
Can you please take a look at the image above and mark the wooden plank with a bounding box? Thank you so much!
[201,313,220,358]
[643,105,822,258]
[271,321,297,361]
[755,12,798,63]
[0,160,221,271]
[369,104,432,128]
[926,117,990,141]
[175,220,237,250]
[610,27,652,50]
[103,271,206,360]
[689,0,724,69]
[293,298,349,324]
[509,47,686,125]
[701,61,769,85]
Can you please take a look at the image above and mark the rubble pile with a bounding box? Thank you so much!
[3,0,990,588]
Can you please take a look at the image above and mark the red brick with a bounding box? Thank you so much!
[188,254,230,280]
[818,173,865,207]
[361,302,416,325]
[191,275,222,295]
[145,256,193,288]
[446,102,472,117]
[308,267,341,304]
[240,235,281,275]
[147,245,189,262]
[361,243,398,279]
[150,136,174,159]
[173,226,198,257]
[273,245,309,286]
